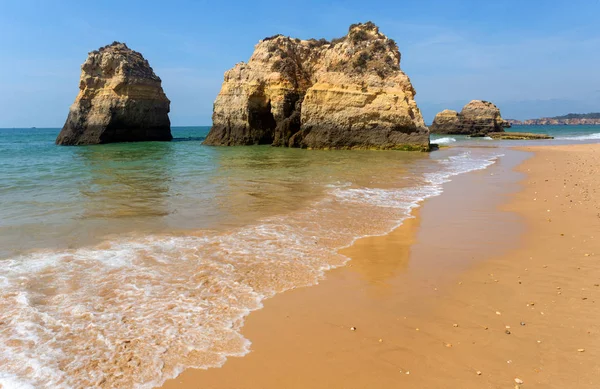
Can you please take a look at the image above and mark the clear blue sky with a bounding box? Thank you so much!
[1,0,599,126]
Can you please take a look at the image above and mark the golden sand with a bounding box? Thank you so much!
[161,144,600,388]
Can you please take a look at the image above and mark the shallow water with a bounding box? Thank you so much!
[430,124,600,146]
[0,125,593,388]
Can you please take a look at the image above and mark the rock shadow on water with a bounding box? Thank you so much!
[171,136,206,142]
[206,146,327,219]
[73,142,175,221]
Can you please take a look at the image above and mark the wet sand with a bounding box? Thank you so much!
[161,144,600,388]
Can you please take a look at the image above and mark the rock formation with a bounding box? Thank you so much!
[507,113,600,126]
[56,42,171,145]
[204,22,429,151]
[430,100,510,136]
[428,109,460,135]
[488,132,553,140]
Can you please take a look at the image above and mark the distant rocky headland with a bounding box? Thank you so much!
[430,100,510,136]
[507,113,600,126]
[203,22,429,151]
[56,42,171,145]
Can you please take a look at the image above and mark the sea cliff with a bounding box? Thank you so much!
[204,22,429,151]
[430,100,510,136]
[56,42,171,145]
[507,113,600,126]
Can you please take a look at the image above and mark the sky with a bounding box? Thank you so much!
[0,0,599,127]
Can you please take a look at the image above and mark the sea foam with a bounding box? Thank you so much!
[0,150,503,389]
[555,132,600,141]
[432,137,457,144]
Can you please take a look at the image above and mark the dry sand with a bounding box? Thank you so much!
[161,144,600,388]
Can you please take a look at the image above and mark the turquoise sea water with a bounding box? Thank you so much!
[430,124,600,145]
[0,125,598,388]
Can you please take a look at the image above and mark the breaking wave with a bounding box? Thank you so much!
[431,137,456,144]
[555,132,600,141]
[0,150,503,389]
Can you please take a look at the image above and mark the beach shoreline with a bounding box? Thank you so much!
[160,143,600,388]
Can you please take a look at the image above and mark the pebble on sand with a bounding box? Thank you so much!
[578,348,585,352]
[476,371,482,375]
[350,327,357,331]
[515,378,524,384]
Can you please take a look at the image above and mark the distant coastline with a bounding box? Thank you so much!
[507,112,600,126]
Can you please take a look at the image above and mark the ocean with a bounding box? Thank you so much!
[0,125,599,388]
[430,124,600,145]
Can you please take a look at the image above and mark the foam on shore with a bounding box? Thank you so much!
[555,132,600,141]
[0,150,503,389]
[432,137,457,144]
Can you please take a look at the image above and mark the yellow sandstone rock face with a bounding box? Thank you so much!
[56,42,171,145]
[430,100,510,136]
[204,22,429,151]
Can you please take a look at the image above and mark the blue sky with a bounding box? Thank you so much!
[0,0,599,126]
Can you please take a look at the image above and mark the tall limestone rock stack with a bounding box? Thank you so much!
[430,100,510,136]
[56,42,171,145]
[204,22,429,151]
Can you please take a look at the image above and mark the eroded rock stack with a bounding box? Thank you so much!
[430,100,510,136]
[56,42,171,145]
[204,22,429,151]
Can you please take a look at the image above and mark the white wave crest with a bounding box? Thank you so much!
[555,132,600,141]
[432,137,457,144]
[0,150,504,389]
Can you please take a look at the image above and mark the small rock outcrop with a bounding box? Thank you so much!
[204,22,429,151]
[488,132,553,140]
[430,100,510,136]
[56,42,171,145]
[428,109,460,134]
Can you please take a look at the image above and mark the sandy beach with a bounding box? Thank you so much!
[3,4,600,388]
[161,143,600,388]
